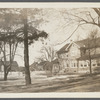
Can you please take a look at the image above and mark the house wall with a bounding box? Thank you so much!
[58,42,100,74]
[96,47,100,54]
[0,61,19,72]
[59,53,68,59]
[85,47,100,55]
[52,64,59,73]
[78,59,100,73]
[58,43,81,72]
[58,59,67,70]
[65,43,80,71]
[68,43,81,59]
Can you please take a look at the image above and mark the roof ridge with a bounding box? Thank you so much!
[57,37,100,54]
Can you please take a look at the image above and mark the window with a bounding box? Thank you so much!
[93,64,96,66]
[84,65,87,67]
[81,64,83,67]
[67,64,69,67]
[97,63,100,66]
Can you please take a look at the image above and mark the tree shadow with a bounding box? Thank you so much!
[0,73,100,92]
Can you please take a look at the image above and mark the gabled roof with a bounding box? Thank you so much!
[75,37,100,49]
[38,61,48,66]
[30,62,38,67]
[57,43,70,54]
[0,61,19,71]
[38,59,59,66]
[52,59,59,64]
[19,67,25,72]
[57,37,100,54]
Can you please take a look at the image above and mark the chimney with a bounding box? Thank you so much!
[70,39,73,43]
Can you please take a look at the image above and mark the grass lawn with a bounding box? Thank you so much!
[0,71,100,92]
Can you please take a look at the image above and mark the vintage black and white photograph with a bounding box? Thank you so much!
[0,3,100,95]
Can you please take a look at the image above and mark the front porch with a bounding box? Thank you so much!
[59,58,100,74]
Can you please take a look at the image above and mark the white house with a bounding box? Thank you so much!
[57,37,100,73]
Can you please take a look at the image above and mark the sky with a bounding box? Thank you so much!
[14,8,100,66]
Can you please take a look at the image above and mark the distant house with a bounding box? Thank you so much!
[38,59,60,73]
[30,61,47,71]
[52,59,60,74]
[57,37,100,73]
[30,62,38,71]
[0,61,19,72]
[19,66,25,72]
[38,61,46,71]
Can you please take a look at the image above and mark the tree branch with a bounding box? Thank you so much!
[54,24,80,45]
[93,8,100,17]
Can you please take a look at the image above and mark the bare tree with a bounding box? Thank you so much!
[0,8,48,84]
[56,8,100,75]
[0,9,20,80]
[85,29,98,75]
[56,8,100,45]
[0,34,18,80]
[16,8,48,85]
[38,45,58,76]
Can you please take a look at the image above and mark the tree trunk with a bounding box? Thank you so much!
[4,73,7,81]
[77,60,79,73]
[4,65,10,81]
[93,8,100,18]
[9,38,12,71]
[3,41,8,81]
[89,59,92,75]
[4,66,7,81]
[88,48,92,75]
[23,9,31,85]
